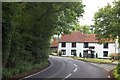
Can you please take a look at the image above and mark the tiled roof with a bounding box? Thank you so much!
[50,38,58,48]
[59,32,114,43]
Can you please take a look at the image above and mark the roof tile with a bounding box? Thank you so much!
[59,32,114,43]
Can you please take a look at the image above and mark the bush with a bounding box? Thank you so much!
[2,61,48,79]
[114,64,120,80]
[109,53,120,60]
[2,69,12,78]
[58,51,62,56]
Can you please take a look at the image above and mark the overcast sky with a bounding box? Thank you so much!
[79,0,114,25]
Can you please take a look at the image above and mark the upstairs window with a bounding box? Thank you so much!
[72,42,76,47]
[103,51,108,57]
[61,42,66,47]
[84,42,88,48]
[103,43,108,48]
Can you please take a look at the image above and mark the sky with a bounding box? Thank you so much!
[79,0,114,25]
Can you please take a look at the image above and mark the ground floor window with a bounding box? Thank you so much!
[71,50,76,56]
[83,50,95,58]
[83,50,88,58]
[61,50,66,55]
[103,51,108,57]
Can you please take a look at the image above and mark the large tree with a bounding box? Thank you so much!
[2,2,84,77]
[93,0,120,43]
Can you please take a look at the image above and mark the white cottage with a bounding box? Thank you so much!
[58,32,119,58]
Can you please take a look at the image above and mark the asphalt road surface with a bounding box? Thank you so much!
[23,56,110,80]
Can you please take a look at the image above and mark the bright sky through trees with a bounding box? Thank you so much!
[79,0,114,25]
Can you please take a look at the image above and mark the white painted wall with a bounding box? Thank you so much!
[58,42,117,58]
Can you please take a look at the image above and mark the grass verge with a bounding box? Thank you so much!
[69,56,112,64]
[114,64,120,80]
[2,61,50,79]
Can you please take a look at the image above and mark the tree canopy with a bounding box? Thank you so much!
[73,23,93,34]
[2,2,84,78]
[93,0,120,43]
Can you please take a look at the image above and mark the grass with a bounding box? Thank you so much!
[114,64,120,80]
[2,61,49,79]
[70,56,113,64]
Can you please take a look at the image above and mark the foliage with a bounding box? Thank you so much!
[58,51,62,56]
[2,2,84,78]
[109,53,120,60]
[71,57,112,64]
[73,23,92,34]
[2,3,14,67]
[2,61,48,78]
[114,64,120,80]
[93,0,120,43]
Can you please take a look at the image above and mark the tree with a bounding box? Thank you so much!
[2,3,19,67]
[93,0,120,43]
[2,2,84,78]
[93,2,120,79]
[73,23,92,34]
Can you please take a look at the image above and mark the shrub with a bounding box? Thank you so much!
[109,53,120,60]
[58,51,62,56]
[114,64,120,80]
[2,68,12,78]
[2,61,48,79]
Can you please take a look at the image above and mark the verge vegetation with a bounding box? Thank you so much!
[70,56,112,64]
[114,64,120,80]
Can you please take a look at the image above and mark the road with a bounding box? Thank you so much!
[23,56,109,79]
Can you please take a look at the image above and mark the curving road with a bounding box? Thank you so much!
[23,56,109,79]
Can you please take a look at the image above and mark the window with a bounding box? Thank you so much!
[61,42,66,47]
[83,50,88,54]
[61,50,66,55]
[103,43,108,48]
[72,42,76,47]
[84,42,88,48]
[83,50,88,58]
[71,50,76,55]
[103,51,108,57]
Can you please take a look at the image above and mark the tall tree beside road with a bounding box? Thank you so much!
[93,0,120,43]
[2,2,84,78]
[93,1,120,79]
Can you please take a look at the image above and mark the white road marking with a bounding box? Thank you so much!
[74,64,77,67]
[69,61,73,63]
[22,59,53,79]
[65,73,72,79]
[73,68,77,72]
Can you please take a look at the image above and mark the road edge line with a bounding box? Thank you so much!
[21,58,53,79]
[65,73,72,79]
